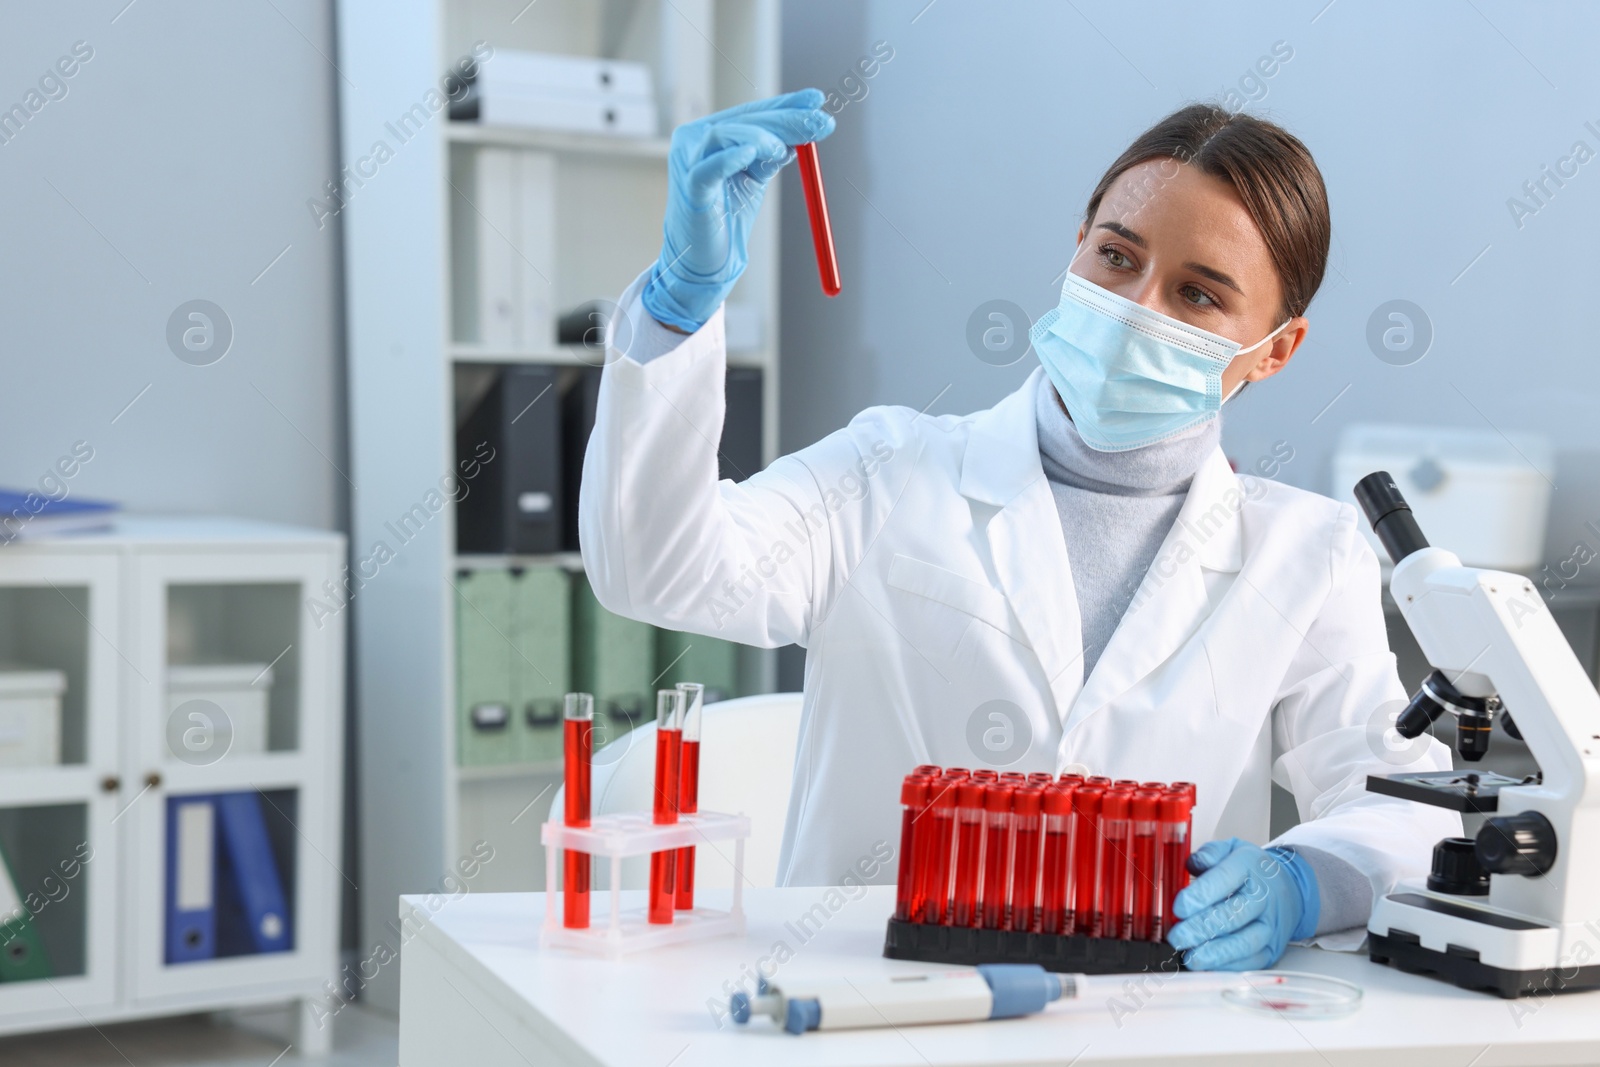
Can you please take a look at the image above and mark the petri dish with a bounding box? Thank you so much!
[1220,971,1363,1019]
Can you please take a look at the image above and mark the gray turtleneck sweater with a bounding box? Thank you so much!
[1034,376,1370,938]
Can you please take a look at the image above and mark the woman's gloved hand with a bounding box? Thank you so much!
[1166,838,1320,971]
[642,89,835,333]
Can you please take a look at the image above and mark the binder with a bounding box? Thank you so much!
[655,630,739,704]
[561,367,602,552]
[0,840,50,981]
[449,147,518,348]
[214,792,292,956]
[516,152,557,351]
[721,367,764,483]
[455,364,563,555]
[514,565,572,764]
[164,797,217,964]
[455,568,516,765]
[571,575,655,736]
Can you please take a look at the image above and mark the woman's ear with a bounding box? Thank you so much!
[1246,317,1308,383]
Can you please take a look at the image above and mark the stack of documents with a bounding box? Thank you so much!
[451,50,656,138]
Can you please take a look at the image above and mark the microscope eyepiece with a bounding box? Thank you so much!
[1353,471,1431,564]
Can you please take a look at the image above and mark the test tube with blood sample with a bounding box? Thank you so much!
[920,777,960,924]
[1070,785,1105,935]
[562,692,594,929]
[1130,790,1162,941]
[1099,790,1133,939]
[648,689,684,924]
[895,775,930,922]
[1040,781,1077,934]
[674,683,704,911]
[794,142,841,297]
[950,780,988,926]
[1160,789,1195,938]
[1008,785,1045,932]
[979,783,1016,929]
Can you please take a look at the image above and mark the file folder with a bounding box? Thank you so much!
[0,840,50,981]
[456,568,517,766]
[165,797,217,964]
[513,565,571,764]
[214,792,292,956]
[456,364,564,554]
[721,367,764,483]
[655,629,740,704]
[571,575,654,737]
[561,367,602,552]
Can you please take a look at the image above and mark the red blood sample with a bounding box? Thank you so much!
[648,691,683,924]
[1099,790,1132,939]
[980,783,1016,929]
[673,684,704,911]
[1071,786,1105,936]
[951,780,988,926]
[795,142,841,297]
[562,695,593,929]
[1008,785,1046,932]
[1040,783,1076,934]
[1160,790,1195,939]
[922,780,959,924]
[895,775,930,922]
[1130,790,1162,941]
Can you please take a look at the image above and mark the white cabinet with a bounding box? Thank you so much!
[0,518,344,1054]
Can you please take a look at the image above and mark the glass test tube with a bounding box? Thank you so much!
[673,683,704,911]
[895,775,930,922]
[1130,790,1162,941]
[1160,789,1195,939]
[648,689,684,924]
[1071,786,1105,936]
[1099,789,1132,939]
[922,778,960,924]
[979,783,1015,929]
[951,780,987,927]
[1008,785,1045,932]
[1040,782,1076,934]
[562,692,594,929]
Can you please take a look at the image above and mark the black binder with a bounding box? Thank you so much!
[456,364,562,554]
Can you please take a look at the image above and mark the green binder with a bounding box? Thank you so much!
[513,566,572,764]
[655,629,740,704]
[571,575,655,745]
[0,843,50,982]
[455,569,516,766]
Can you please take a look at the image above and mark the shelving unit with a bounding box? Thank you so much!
[0,518,344,1053]
[339,0,781,1010]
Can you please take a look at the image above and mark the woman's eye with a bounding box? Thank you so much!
[1180,284,1218,307]
[1100,246,1132,269]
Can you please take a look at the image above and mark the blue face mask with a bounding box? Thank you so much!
[1030,269,1288,452]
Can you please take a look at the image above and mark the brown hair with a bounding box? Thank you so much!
[1083,104,1330,319]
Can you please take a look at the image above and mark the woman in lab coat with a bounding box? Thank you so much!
[578,91,1460,969]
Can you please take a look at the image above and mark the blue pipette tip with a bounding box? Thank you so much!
[729,991,751,1025]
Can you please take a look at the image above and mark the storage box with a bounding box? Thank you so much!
[1332,424,1555,571]
[0,667,65,767]
[168,663,273,757]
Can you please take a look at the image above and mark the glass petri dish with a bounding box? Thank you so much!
[1220,971,1363,1019]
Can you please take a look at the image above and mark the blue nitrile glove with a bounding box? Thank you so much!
[1166,838,1319,971]
[641,89,835,333]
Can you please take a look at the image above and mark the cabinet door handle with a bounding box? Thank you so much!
[144,771,162,789]
[100,775,121,793]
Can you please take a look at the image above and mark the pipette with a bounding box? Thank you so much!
[731,967,1321,1035]
[795,142,841,297]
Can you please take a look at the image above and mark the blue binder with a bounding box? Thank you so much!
[214,792,292,956]
[164,797,217,964]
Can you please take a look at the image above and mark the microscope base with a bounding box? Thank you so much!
[1368,891,1600,998]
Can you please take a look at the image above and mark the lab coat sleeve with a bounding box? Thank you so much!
[578,271,913,648]
[1267,503,1462,951]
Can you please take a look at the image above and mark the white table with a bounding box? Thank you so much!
[398,886,1600,1066]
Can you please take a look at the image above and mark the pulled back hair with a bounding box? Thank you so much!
[1083,105,1331,319]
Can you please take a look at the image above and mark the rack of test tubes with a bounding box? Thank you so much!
[541,685,751,957]
[883,767,1195,973]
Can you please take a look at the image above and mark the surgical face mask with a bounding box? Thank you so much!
[1029,269,1289,452]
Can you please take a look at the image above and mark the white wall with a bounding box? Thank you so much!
[779,0,1600,563]
[0,1,345,531]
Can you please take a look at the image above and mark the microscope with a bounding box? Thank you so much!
[1355,472,1600,998]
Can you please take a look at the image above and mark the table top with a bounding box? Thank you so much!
[402,886,1600,1067]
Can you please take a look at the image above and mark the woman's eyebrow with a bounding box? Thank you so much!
[1184,261,1245,296]
[1095,221,1146,248]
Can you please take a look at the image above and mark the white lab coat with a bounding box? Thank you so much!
[579,305,1461,947]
